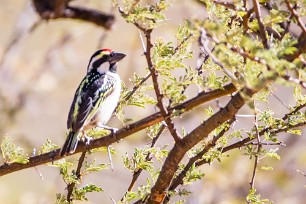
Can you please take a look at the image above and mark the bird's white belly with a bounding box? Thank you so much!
[93,89,120,125]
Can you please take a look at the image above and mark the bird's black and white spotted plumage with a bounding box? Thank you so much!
[61,49,125,156]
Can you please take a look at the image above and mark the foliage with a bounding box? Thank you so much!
[0,136,29,164]
[0,0,305,203]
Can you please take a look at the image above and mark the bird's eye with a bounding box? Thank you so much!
[109,52,114,57]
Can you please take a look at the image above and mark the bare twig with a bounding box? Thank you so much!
[295,169,306,178]
[248,103,261,196]
[270,91,290,110]
[244,141,285,146]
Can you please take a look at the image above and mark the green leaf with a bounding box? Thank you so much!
[73,184,103,201]
[261,165,273,171]
[286,129,302,135]
[246,188,272,203]
[0,136,29,164]
[39,139,60,154]
[83,159,108,175]
[265,148,280,160]
[55,193,70,204]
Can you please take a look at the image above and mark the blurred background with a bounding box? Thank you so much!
[0,0,305,203]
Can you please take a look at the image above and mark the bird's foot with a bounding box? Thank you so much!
[81,133,92,145]
[97,125,118,134]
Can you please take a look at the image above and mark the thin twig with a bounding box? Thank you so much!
[252,0,269,49]
[200,29,238,83]
[242,8,254,32]
[295,169,306,178]
[285,0,306,34]
[124,125,165,197]
[194,102,306,167]
[209,35,306,89]
[248,102,261,195]
[66,151,87,202]
[282,75,306,90]
[236,114,256,118]
[270,91,290,110]
[142,29,182,143]
[244,141,285,146]
[283,102,306,121]
[124,73,151,102]
[212,0,241,11]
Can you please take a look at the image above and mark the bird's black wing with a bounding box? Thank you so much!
[67,71,116,131]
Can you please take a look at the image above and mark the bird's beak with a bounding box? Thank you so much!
[109,52,126,63]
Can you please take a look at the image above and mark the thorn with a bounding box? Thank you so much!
[34,167,44,180]
[109,194,116,204]
[108,146,114,171]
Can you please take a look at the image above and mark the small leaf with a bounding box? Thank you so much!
[1,136,29,164]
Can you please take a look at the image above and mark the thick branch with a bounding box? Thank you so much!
[32,0,115,29]
[163,118,235,203]
[0,84,236,177]
[147,88,256,204]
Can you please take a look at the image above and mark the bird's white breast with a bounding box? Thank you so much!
[91,71,121,126]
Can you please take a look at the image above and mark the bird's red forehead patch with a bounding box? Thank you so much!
[101,48,112,53]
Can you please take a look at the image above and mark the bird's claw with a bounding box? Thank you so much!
[85,136,92,145]
[81,133,92,145]
[110,127,118,134]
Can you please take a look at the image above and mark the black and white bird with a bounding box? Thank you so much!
[61,48,126,156]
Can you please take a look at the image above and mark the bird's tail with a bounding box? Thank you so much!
[61,131,79,156]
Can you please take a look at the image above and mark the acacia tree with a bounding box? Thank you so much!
[0,0,305,203]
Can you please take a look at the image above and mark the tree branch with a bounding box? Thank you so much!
[163,118,235,203]
[124,125,165,199]
[32,0,115,29]
[252,0,269,49]
[66,151,87,202]
[285,0,306,34]
[248,103,261,199]
[220,102,306,155]
[0,84,236,177]
[143,29,182,143]
[194,120,306,168]
[147,87,257,204]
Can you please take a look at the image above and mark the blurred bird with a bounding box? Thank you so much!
[61,48,126,156]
